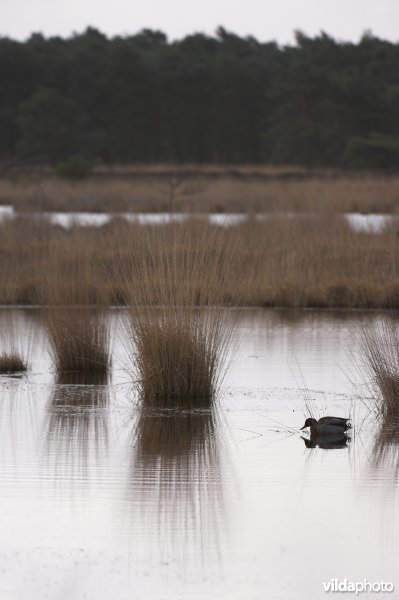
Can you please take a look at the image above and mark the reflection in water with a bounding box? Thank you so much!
[128,405,227,569]
[368,416,399,548]
[301,433,351,450]
[372,415,399,479]
[45,373,109,480]
[6,307,399,600]
[0,378,44,462]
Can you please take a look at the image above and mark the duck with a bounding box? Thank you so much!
[300,416,351,437]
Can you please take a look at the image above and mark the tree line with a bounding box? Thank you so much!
[1,27,399,169]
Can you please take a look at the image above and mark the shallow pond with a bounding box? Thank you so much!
[0,205,396,232]
[0,308,398,599]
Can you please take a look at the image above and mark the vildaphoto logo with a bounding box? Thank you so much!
[322,579,394,595]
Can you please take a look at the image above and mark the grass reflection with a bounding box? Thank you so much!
[127,403,227,569]
[45,372,109,480]
[372,415,399,479]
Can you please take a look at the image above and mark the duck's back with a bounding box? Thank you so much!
[318,416,351,430]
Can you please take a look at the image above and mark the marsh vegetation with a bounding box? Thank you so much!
[0,315,29,373]
[0,213,399,309]
[0,351,27,374]
[359,316,399,416]
[42,245,110,375]
[122,223,234,404]
[46,308,110,375]
[2,171,399,214]
[1,23,399,600]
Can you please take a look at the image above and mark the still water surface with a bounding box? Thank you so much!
[0,205,396,231]
[0,309,398,599]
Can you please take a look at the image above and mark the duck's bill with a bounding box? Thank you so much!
[300,425,308,430]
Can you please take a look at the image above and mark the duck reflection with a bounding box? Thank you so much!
[301,433,351,450]
[127,404,227,569]
[45,372,109,480]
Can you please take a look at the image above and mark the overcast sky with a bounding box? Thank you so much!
[2,0,398,44]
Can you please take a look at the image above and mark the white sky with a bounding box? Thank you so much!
[1,0,398,44]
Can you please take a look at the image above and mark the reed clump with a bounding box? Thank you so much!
[134,322,219,403]
[122,223,234,406]
[0,312,29,373]
[0,352,27,373]
[47,308,109,374]
[44,238,110,375]
[359,316,399,415]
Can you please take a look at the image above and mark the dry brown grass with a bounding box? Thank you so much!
[131,320,226,404]
[42,238,110,375]
[122,223,235,405]
[0,312,29,373]
[1,169,399,214]
[1,215,399,309]
[228,215,399,308]
[102,215,399,310]
[0,352,27,373]
[47,308,110,374]
[359,316,399,416]
[192,175,399,214]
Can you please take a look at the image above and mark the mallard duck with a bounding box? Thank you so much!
[300,416,351,436]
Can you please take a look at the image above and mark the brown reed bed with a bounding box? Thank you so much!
[1,170,399,214]
[122,222,235,405]
[0,214,399,309]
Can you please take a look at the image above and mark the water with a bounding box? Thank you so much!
[0,205,396,231]
[0,308,398,599]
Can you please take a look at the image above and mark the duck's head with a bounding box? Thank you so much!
[300,418,317,430]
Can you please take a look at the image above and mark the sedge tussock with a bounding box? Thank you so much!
[47,308,110,374]
[359,316,399,416]
[0,312,30,373]
[0,352,27,373]
[122,222,235,406]
[43,239,110,375]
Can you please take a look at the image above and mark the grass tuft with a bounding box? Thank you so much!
[123,223,234,406]
[47,309,110,374]
[133,321,221,405]
[359,315,399,415]
[0,352,27,374]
